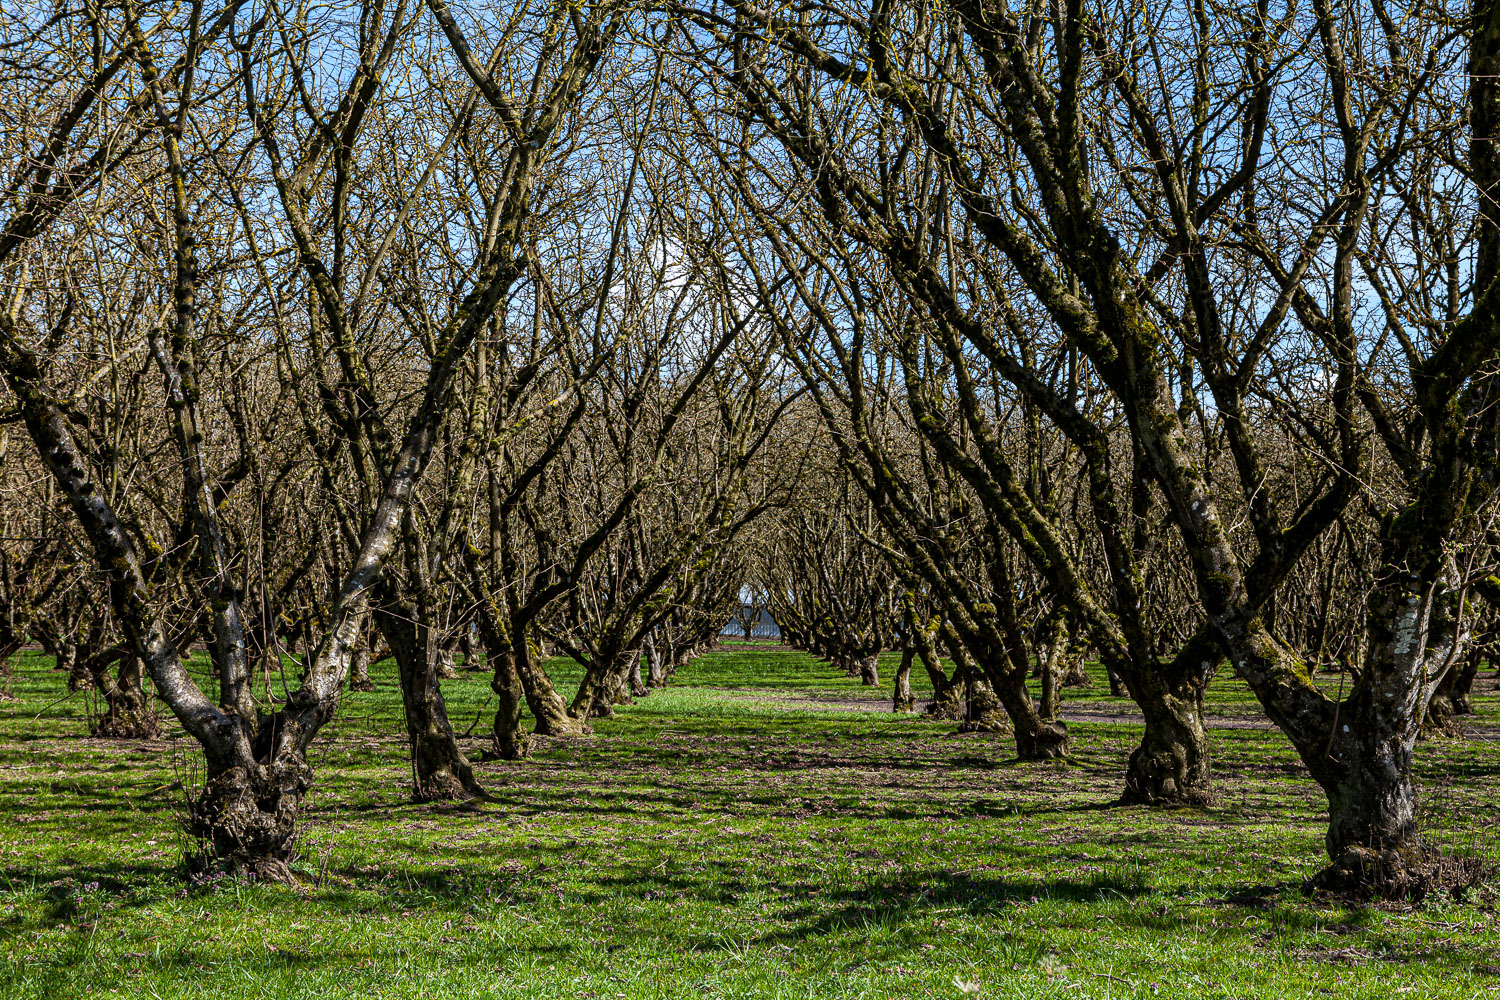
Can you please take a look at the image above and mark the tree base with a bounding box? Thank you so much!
[956,709,1011,734]
[349,678,376,692]
[534,711,591,737]
[1061,662,1092,688]
[1015,721,1070,760]
[923,700,964,721]
[91,710,162,739]
[1121,743,1213,806]
[1305,844,1485,901]
[1421,696,1465,740]
[1120,772,1214,807]
[411,771,475,802]
[492,730,532,760]
[187,759,312,881]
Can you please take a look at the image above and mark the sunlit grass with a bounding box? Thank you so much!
[0,647,1497,998]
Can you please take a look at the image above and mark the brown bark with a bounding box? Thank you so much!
[517,636,586,735]
[1122,693,1212,806]
[488,648,531,760]
[644,632,667,687]
[376,602,483,801]
[89,654,161,739]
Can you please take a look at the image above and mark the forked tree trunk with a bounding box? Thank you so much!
[376,604,483,801]
[892,646,915,712]
[1300,580,1462,895]
[916,632,964,719]
[1109,638,1216,806]
[953,641,1067,759]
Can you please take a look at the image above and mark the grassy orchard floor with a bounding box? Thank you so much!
[0,645,1498,998]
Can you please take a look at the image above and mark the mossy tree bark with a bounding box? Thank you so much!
[892,646,915,711]
[375,596,482,801]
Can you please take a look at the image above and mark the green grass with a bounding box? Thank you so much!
[1,645,1498,998]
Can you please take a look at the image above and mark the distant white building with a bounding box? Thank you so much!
[720,603,781,639]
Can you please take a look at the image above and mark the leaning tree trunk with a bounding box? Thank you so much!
[516,633,587,735]
[570,652,612,719]
[962,644,1068,759]
[376,604,483,801]
[892,646,915,712]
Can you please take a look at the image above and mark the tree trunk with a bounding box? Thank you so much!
[376,604,483,801]
[1060,654,1091,689]
[1122,692,1212,806]
[488,647,531,760]
[516,634,586,735]
[993,677,1068,759]
[187,751,312,881]
[627,648,649,697]
[892,646,915,712]
[1105,661,1131,698]
[66,644,92,692]
[858,654,879,687]
[90,653,160,738]
[1038,617,1074,719]
[435,643,458,679]
[644,632,666,688]
[50,641,77,683]
[349,641,375,692]
[459,630,483,671]
[1425,647,1480,733]
[570,656,611,719]
[1309,719,1427,897]
[916,634,964,719]
[1450,649,1481,715]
